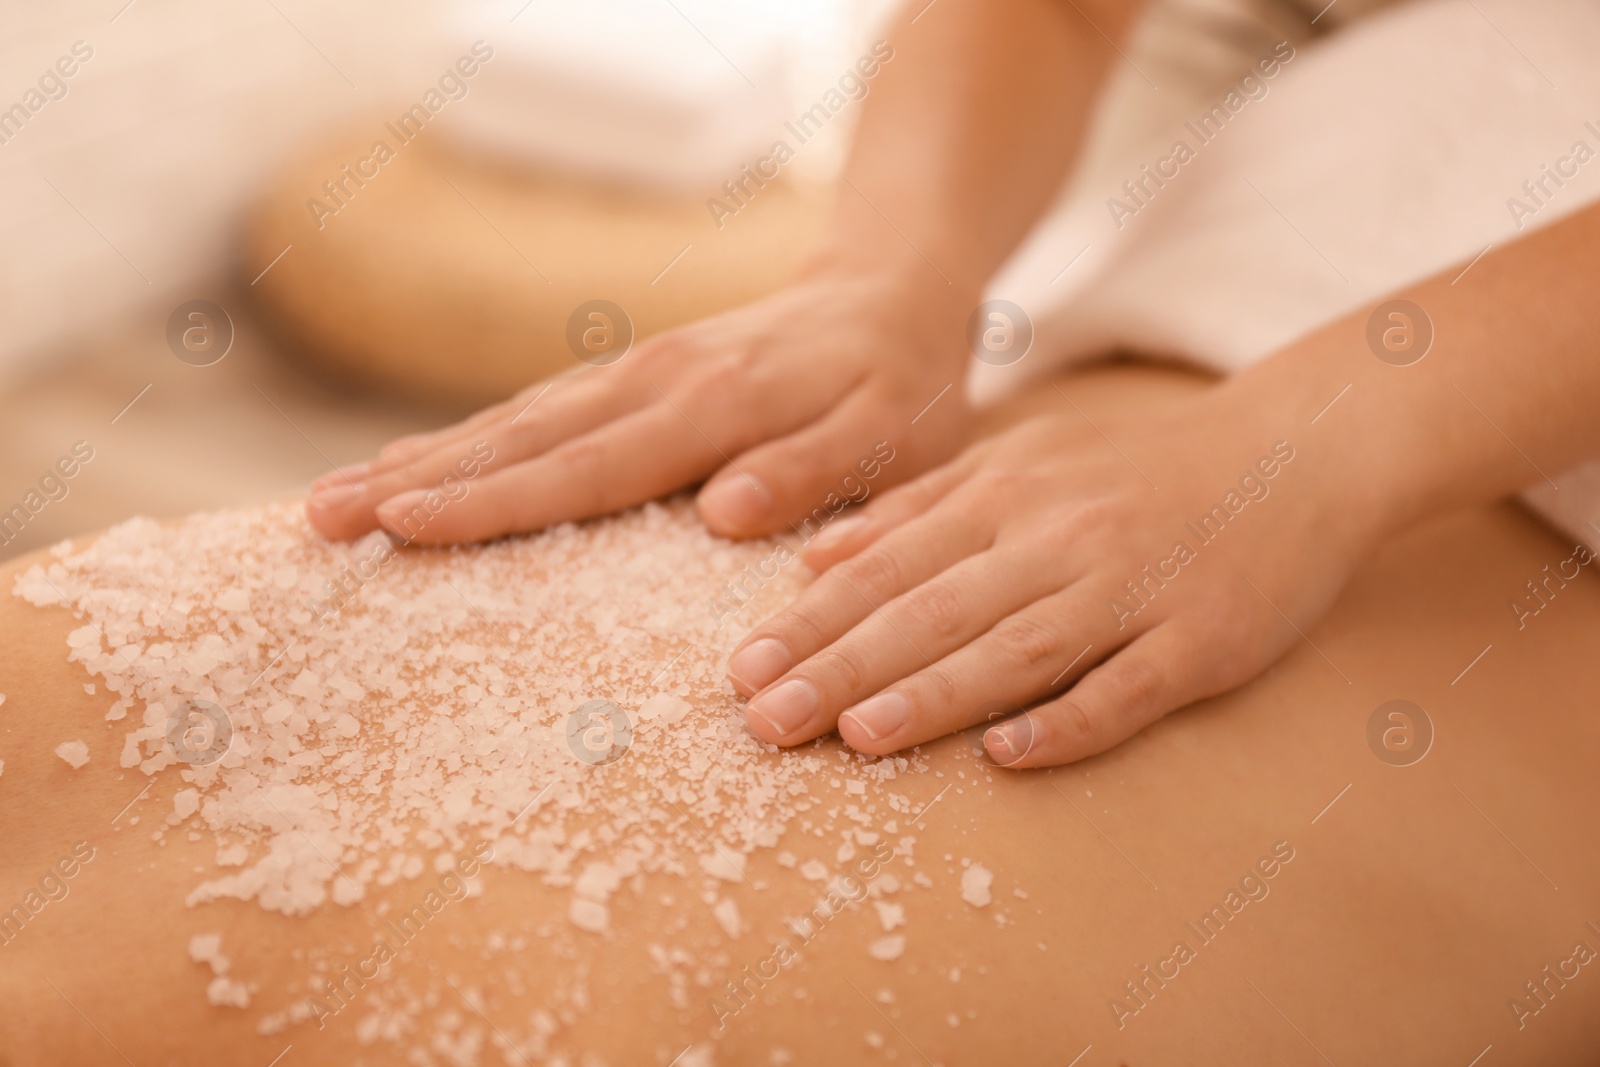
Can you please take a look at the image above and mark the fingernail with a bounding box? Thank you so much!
[375,489,428,525]
[747,678,818,738]
[307,482,364,510]
[727,637,792,694]
[379,434,429,459]
[807,514,868,554]
[700,474,773,530]
[313,462,371,491]
[840,691,909,742]
[985,717,1035,767]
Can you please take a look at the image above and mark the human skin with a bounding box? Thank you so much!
[301,0,1600,773]
[4,367,1600,1066]
[729,200,1600,768]
[300,0,1143,544]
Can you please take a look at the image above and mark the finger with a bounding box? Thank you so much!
[983,624,1203,769]
[373,402,724,544]
[311,387,532,495]
[799,456,978,572]
[834,581,1127,755]
[327,369,609,499]
[726,494,994,697]
[696,389,912,540]
[743,544,1064,746]
[306,374,649,541]
[367,366,591,472]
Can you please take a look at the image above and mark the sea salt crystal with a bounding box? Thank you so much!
[712,898,741,939]
[173,789,200,820]
[867,936,905,961]
[700,851,745,883]
[11,498,938,1051]
[961,864,993,908]
[207,976,251,1008]
[189,933,225,969]
[55,740,90,769]
[639,693,691,724]
[569,898,609,934]
[873,901,905,931]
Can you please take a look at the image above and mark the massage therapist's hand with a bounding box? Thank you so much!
[726,399,1384,769]
[303,266,972,544]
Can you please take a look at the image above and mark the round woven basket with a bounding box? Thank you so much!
[241,123,831,408]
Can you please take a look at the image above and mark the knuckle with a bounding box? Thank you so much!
[639,330,695,366]
[901,581,965,640]
[552,438,611,512]
[1042,499,1117,546]
[809,644,868,694]
[990,614,1057,667]
[917,662,959,707]
[1107,655,1164,712]
[1052,697,1099,750]
[832,549,905,604]
[770,602,829,653]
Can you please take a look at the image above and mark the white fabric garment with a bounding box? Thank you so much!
[979,0,1600,550]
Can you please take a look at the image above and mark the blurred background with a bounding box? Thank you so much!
[0,0,884,560]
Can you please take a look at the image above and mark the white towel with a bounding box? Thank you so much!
[978,0,1600,549]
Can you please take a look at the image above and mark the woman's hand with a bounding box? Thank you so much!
[726,395,1384,768]
[303,267,972,544]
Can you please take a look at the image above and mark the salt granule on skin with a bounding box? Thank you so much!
[16,499,934,1059]
[867,936,905,961]
[55,740,89,769]
[961,864,993,908]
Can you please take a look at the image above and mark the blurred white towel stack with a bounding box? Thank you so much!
[981,0,1600,550]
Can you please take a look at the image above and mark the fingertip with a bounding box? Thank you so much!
[800,514,872,570]
[378,433,432,462]
[984,714,1039,769]
[727,637,792,696]
[312,461,371,493]
[697,473,773,538]
[373,489,430,543]
[305,482,368,541]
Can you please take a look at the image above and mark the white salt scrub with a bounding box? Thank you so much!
[55,740,90,769]
[961,864,993,908]
[15,499,942,1061]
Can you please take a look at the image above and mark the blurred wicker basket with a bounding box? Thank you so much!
[241,124,830,408]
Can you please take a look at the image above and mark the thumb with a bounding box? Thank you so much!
[696,397,904,539]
